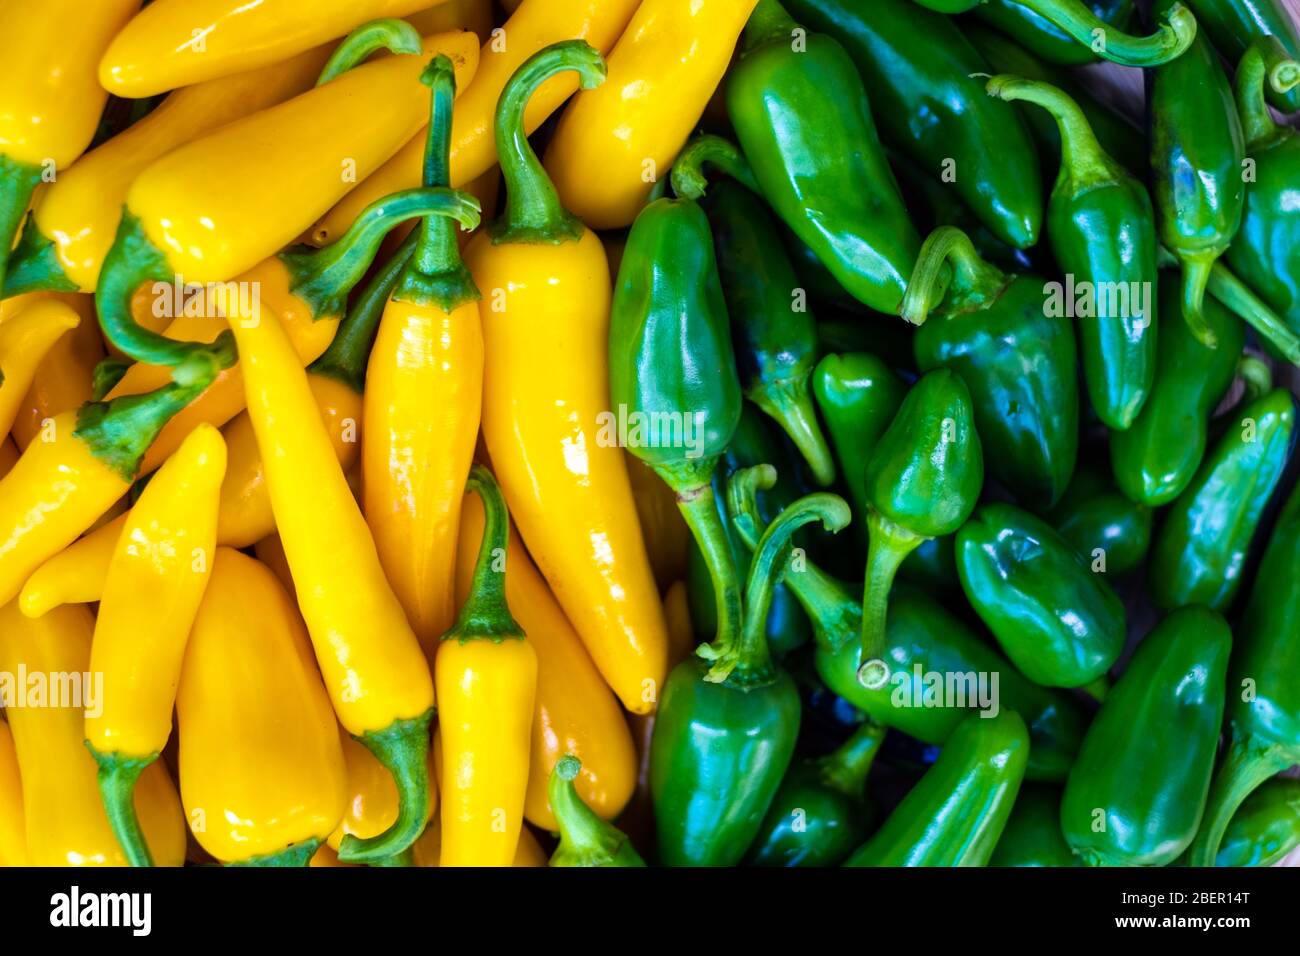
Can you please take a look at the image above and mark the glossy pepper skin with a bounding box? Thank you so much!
[0,721,26,866]
[747,721,886,867]
[725,1,922,314]
[987,76,1158,431]
[1215,778,1300,867]
[85,425,226,867]
[177,549,347,866]
[958,502,1126,688]
[907,226,1080,510]
[542,0,759,231]
[8,297,103,452]
[844,712,1029,867]
[0,300,82,440]
[858,369,984,690]
[990,786,1078,866]
[785,0,1042,250]
[974,0,1135,66]
[1148,0,1246,350]
[0,603,187,867]
[547,756,646,867]
[1110,272,1245,506]
[1046,460,1152,576]
[1184,0,1300,113]
[469,42,669,716]
[1062,606,1231,867]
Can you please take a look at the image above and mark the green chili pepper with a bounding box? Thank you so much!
[1045,459,1152,577]
[1184,0,1300,113]
[986,75,1158,431]
[649,489,850,866]
[1062,606,1232,867]
[1110,271,1245,506]
[724,0,922,314]
[1148,389,1296,612]
[1149,0,1246,349]
[906,226,1079,510]
[973,0,1136,66]
[843,711,1029,867]
[897,535,961,596]
[1188,479,1300,866]
[858,369,984,689]
[989,785,1079,867]
[547,755,646,868]
[785,0,1043,250]
[747,720,886,867]
[781,226,860,312]
[957,502,1126,689]
[1215,777,1300,868]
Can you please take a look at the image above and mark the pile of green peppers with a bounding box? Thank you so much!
[593,0,1300,869]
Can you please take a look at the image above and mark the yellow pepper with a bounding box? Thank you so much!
[0,0,140,290]
[0,438,17,481]
[627,451,692,591]
[9,295,102,451]
[310,0,642,247]
[456,490,636,830]
[543,0,760,230]
[86,425,226,867]
[19,514,126,618]
[326,731,439,866]
[177,548,346,865]
[411,814,547,867]
[0,299,81,440]
[436,466,537,866]
[663,578,698,670]
[465,42,669,715]
[0,602,187,866]
[0,719,27,866]
[408,0,494,42]
[253,534,296,599]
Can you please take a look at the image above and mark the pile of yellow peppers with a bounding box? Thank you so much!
[0,0,734,867]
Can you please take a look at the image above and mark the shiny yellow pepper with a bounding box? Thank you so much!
[9,296,102,452]
[412,812,547,867]
[0,299,82,440]
[408,0,494,43]
[326,732,439,866]
[0,719,27,866]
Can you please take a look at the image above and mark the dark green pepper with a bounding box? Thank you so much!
[1110,271,1245,506]
[1046,459,1153,577]
[1148,0,1246,349]
[1215,777,1300,868]
[843,711,1029,867]
[907,226,1079,510]
[547,755,646,867]
[785,0,1042,250]
[973,0,1136,66]
[858,369,984,689]
[990,785,1079,866]
[1062,606,1232,867]
[724,0,922,314]
[987,75,1159,431]
[1184,0,1300,113]
[1147,388,1296,612]
[781,226,861,312]
[957,502,1126,689]
[896,534,961,596]
[746,720,886,867]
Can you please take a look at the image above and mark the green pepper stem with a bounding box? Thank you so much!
[1205,260,1300,365]
[442,465,525,642]
[491,41,605,245]
[669,135,761,201]
[91,358,132,403]
[859,510,927,689]
[3,217,78,298]
[1186,733,1291,866]
[75,374,217,483]
[1177,253,1221,351]
[818,720,886,797]
[316,18,422,86]
[1080,673,1111,703]
[227,838,323,867]
[548,754,643,867]
[985,74,1119,188]
[337,708,434,863]
[901,226,1006,325]
[744,0,799,52]
[750,377,836,487]
[88,745,157,867]
[1235,40,1300,151]
[1017,0,1195,67]
[0,155,44,296]
[1236,355,1274,404]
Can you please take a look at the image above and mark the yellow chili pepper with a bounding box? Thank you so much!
[0,439,17,481]
[310,0,641,247]
[0,602,187,866]
[465,42,669,715]
[408,0,494,42]
[663,578,697,669]
[627,451,692,591]
[253,534,296,599]
[86,425,226,867]
[456,489,636,830]
[177,547,347,865]
[0,0,140,290]
[411,813,547,867]
[543,0,760,230]
[326,731,439,866]
[437,465,537,866]
[9,295,102,451]
[19,514,126,618]
[0,299,81,440]
[0,719,27,866]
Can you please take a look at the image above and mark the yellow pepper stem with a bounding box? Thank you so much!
[337,709,435,864]
[0,155,44,296]
[87,744,158,867]
[443,465,525,642]
[227,838,324,868]
[316,18,422,87]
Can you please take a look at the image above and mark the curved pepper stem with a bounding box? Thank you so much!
[985,74,1119,188]
[491,41,606,245]
[1236,355,1274,405]
[1203,259,1300,365]
[1016,0,1196,67]
[901,226,1007,325]
[227,838,323,867]
[1178,254,1221,351]
[818,720,886,796]
[0,155,45,297]
[1235,39,1300,152]
[317,18,423,86]
[88,745,157,867]
[858,510,927,689]
[443,464,525,642]
[1187,733,1291,867]
[548,755,646,867]
[337,708,435,863]
[669,135,761,201]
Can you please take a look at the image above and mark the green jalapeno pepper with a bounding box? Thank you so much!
[1148,388,1296,612]
[1184,0,1300,113]
[1062,606,1232,867]
[990,785,1079,867]
[781,226,860,312]
[843,711,1029,867]
[973,0,1136,66]
[1046,459,1153,577]
[547,755,646,868]
[1215,777,1300,868]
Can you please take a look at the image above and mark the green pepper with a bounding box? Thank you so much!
[1186,477,1300,866]
[723,0,922,314]
[897,535,961,596]
[649,490,850,866]
[671,139,834,486]
[785,0,1043,250]
[957,502,1125,689]
[1045,459,1152,577]
[781,226,860,312]
[1184,0,1300,113]
[547,755,646,868]
[1110,271,1245,506]
[1215,778,1300,868]
[906,226,1079,510]
[973,0,1136,66]
[986,76,1158,432]
[746,720,886,867]
[843,711,1029,867]
[1223,41,1300,343]
[858,369,984,689]
[1062,606,1232,867]
[1149,0,1246,349]
[1148,389,1296,612]
[989,785,1079,867]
